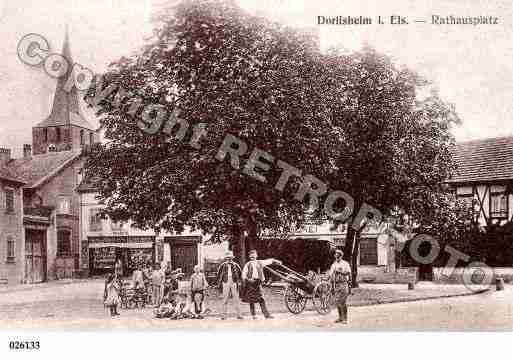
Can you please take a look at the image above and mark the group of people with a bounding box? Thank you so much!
[217,249,281,320]
[104,248,352,324]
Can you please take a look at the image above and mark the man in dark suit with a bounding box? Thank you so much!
[216,250,243,320]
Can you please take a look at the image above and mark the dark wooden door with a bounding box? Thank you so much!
[25,230,47,283]
[171,243,197,277]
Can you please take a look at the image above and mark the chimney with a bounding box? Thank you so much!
[0,148,12,165]
[23,144,32,159]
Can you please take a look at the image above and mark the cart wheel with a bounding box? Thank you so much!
[312,281,332,315]
[284,285,307,314]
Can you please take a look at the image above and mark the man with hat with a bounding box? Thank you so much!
[241,249,282,319]
[329,249,351,324]
[216,250,243,320]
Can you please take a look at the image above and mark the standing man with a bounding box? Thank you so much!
[329,249,351,324]
[151,263,165,307]
[216,251,243,320]
[241,249,281,319]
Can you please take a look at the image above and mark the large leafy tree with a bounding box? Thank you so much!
[323,47,462,285]
[84,0,334,264]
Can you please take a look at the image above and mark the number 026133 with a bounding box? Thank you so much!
[9,341,40,350]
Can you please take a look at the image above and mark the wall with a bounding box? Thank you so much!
[79,191,208,275]
[433,266,513,284]
[456,184,511,227]
[32,125,98,155]
[358,266,418,284]
[0,182,24,285]
[28,157,84,279]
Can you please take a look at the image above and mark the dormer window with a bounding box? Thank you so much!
[48,144,56,152]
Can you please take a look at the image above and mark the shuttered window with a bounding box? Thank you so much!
[5,188,14,213]
[6,236,15,262]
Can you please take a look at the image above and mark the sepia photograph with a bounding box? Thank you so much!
[0,0,512,357]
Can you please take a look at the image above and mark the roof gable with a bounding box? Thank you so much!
[6,150,82,188]
[448,135,513,183]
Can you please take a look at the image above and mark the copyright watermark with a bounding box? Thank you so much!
[17,32,497,293]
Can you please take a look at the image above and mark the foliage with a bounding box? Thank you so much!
[84,0,334,247]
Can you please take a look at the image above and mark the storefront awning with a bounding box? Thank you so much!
[88,236,155,249]
[89,242,153,249]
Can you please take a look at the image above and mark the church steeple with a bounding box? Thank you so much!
[32,27,97,155]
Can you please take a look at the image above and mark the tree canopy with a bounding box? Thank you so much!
[84,0,464,270]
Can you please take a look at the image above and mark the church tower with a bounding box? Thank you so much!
[32,29,97,155]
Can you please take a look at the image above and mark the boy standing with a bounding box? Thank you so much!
[190,265,209,318]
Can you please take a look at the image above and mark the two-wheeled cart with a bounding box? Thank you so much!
[265,263,332,315]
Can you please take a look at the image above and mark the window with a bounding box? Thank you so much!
[57,196,71,214]
[89,208,103,232]
[110,220,125,232]
[75,168,83,187]
[6,236,15,262]
[490,192,508,219]
[80,130,85,145]
[43,128,48,142]
[359,237,378,265]
[56,127,61,142]
[5,188,14,213]
[89,132,94,145]
[57,230,71,256]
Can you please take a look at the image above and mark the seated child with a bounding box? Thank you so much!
[153,297,176,319]
[170,291,188,319]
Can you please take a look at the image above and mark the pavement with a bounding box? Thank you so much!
[0,278,504,329]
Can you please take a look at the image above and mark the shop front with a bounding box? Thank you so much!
[88,236,156,276]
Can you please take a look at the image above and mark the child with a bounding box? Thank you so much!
[170,291,188,319]
[151,263,165,307]
[132,264,145,289]
[104,273,121,317]
[190,265,209,319]
[154,297,176,319]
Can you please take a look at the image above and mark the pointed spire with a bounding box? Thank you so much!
[35,25,94,130]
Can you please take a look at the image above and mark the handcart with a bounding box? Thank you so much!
[264,263,332,315]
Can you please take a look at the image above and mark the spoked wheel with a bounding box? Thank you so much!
[312,281,332,315]
[284,285,307,314]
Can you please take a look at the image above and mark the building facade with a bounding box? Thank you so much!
[0,31,98,285]
[77,188,210,278]
[448,136,513,228]
[0,164,25,285]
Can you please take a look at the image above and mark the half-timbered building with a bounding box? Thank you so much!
[447,136,513,228]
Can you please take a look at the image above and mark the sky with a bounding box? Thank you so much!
[0,0,512,156]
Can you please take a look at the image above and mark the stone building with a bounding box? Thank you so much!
[0,31,97,285]
[0,158,25,285]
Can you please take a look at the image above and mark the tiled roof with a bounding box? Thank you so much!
[448,135,513,183]
[6,150,81,188]
[0,166,25,185]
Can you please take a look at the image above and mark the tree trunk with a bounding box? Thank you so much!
[231,226,247,267]
[248,218,260,250]
[351,231,361,288]
[343,226,359,288]
[240,230,247,267]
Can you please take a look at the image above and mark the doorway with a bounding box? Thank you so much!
[25,229,47,283]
